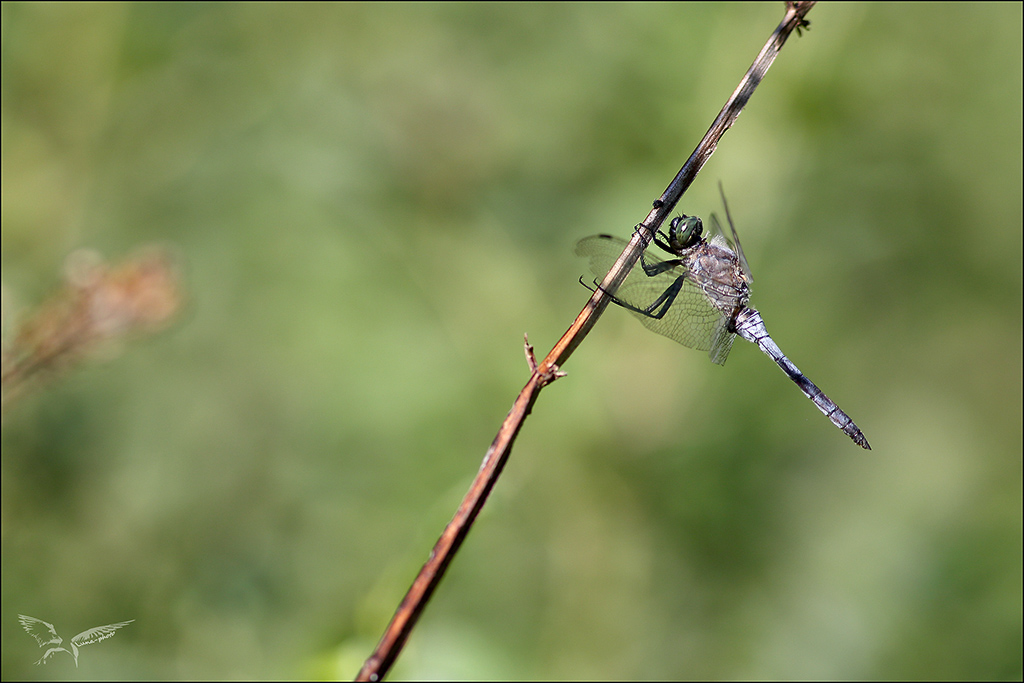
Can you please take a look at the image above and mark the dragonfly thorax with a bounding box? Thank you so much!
[666,215,703,252]
[690,242,751,314]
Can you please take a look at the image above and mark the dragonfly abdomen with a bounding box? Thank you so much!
[733,308,870,449]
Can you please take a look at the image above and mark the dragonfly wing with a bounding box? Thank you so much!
[709,210,751,283]
[574,234,635,283]
[575,234,731,354]
[707,314,736,365]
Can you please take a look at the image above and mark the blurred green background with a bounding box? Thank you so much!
[2,3,1020,679]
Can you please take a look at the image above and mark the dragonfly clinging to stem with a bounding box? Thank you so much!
[575,186,870,449]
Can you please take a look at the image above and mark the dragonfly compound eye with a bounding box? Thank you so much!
[669,215,703,249]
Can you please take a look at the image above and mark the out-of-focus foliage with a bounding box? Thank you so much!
[2,3,1020,679]
[3,247,184,412]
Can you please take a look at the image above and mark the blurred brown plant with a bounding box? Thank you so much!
[1,246,185,413]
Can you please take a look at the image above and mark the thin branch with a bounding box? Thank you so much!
[355,3,815,680]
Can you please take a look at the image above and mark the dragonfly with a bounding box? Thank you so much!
[575,189,870,449]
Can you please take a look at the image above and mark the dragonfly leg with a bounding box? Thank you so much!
[582,275,686,321]
[631,222,654,246]
[628,225,685,276]
[639,250,686,277]
[630,221,679,259]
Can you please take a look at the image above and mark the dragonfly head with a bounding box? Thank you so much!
[667,214,703,251]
